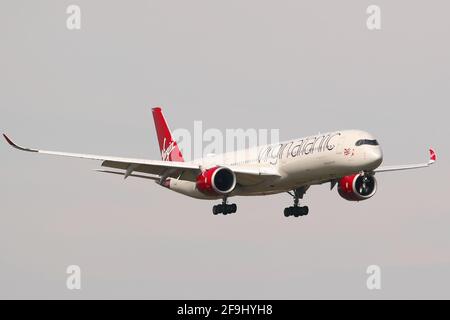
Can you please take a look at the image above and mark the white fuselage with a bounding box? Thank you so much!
[164,130,383,199]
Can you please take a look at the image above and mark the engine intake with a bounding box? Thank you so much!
[196,166,237,195]
[338,173,377,201]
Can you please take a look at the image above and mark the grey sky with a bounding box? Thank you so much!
[1,0,449,299]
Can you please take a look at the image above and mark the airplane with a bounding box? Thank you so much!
[3,107,437,218]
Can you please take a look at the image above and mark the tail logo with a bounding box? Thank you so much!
[161,138,176,161]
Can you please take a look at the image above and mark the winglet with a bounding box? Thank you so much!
[3,133,15,147]
[429,148,436,165]
[2,133,38,152]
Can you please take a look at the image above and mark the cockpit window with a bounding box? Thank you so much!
[355,139,379,146]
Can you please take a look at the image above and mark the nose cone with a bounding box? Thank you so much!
[365,147,383,170]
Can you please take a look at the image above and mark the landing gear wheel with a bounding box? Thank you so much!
[302,206,309,216]
[212,198,237,216]
[212,205,220,215]
[284,206,309,217]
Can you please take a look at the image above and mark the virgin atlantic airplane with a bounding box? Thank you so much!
[3,107,436,217]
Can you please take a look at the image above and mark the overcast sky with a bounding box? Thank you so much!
[1,0,449,299]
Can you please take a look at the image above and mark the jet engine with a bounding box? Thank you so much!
[196,166,237,196]
[337,173,377,201]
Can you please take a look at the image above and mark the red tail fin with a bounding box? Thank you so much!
[152,107,184,162]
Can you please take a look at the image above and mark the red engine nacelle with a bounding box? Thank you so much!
[338,173,377,201]
[196,166,237,196]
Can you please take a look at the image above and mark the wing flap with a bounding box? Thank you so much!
[94,169,160,180]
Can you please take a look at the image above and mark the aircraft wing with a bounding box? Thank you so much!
[3,133,200,180]
[3,133,279,186]
[373,148,436,173]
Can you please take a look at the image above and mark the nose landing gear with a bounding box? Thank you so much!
[284,187,309,218]
[212,197,237,215]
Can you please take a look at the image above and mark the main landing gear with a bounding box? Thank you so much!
[212,197,237,215]
[284,187,309,218]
